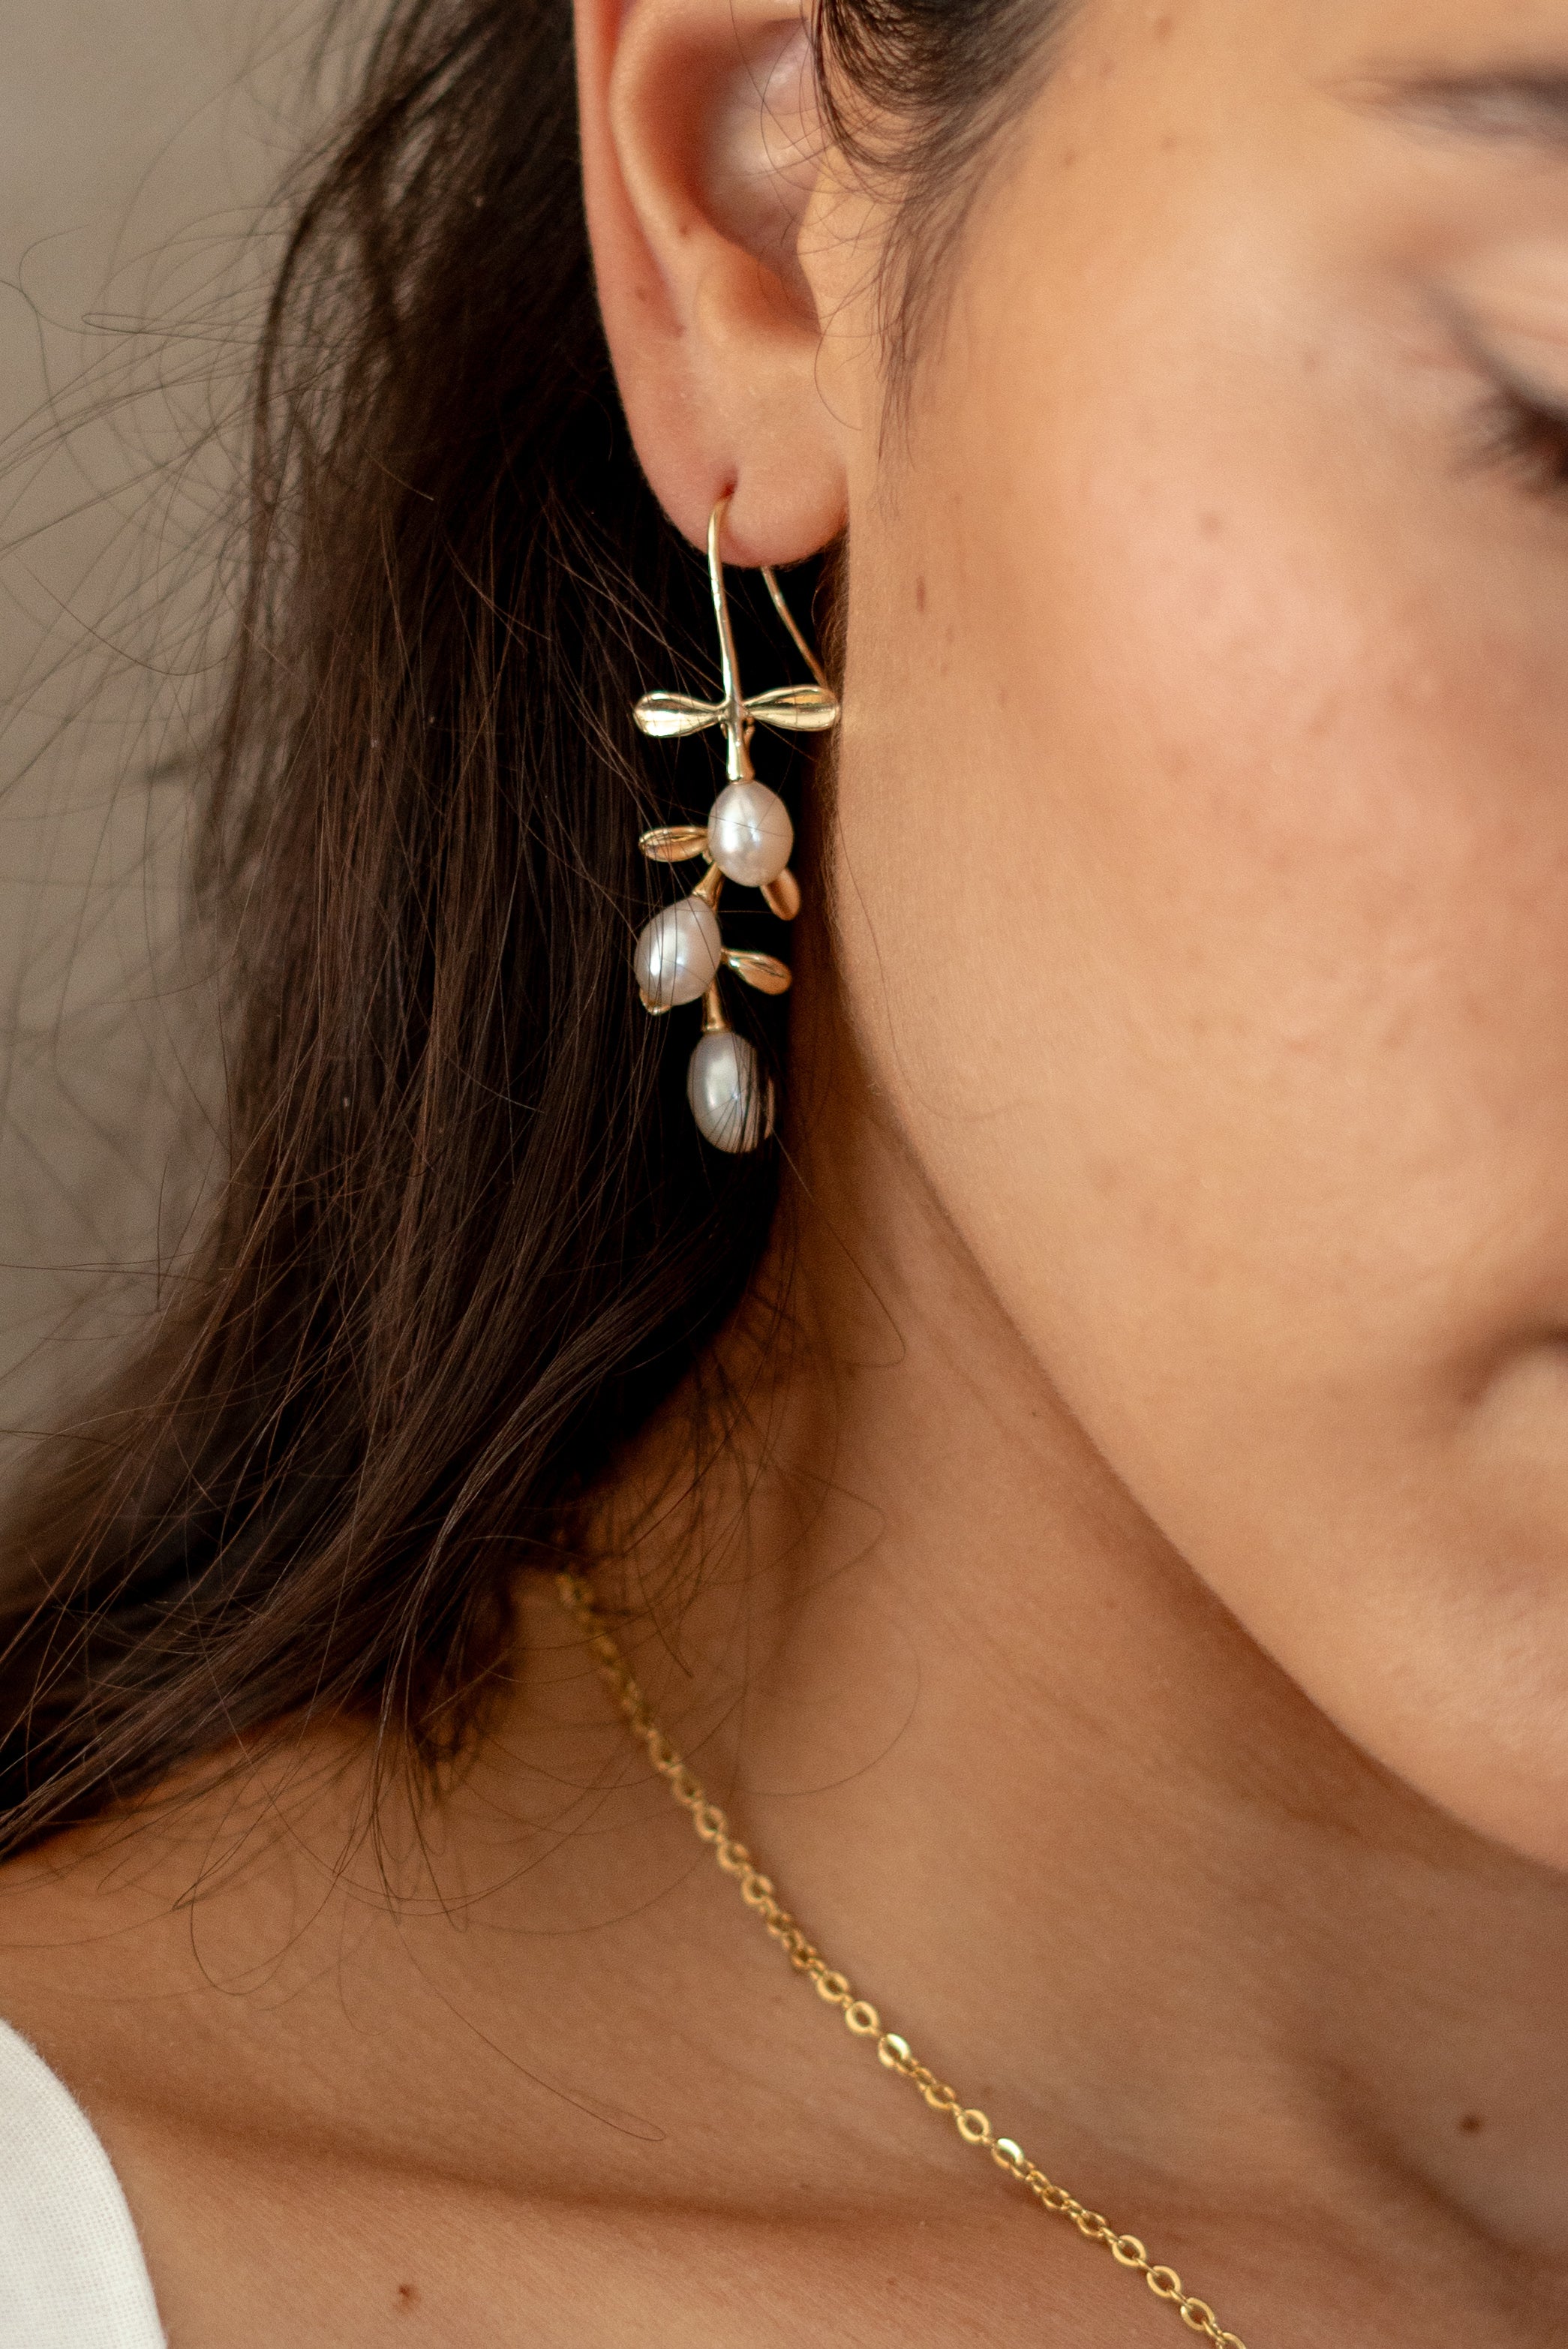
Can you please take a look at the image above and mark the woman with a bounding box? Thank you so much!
[0,0,1565,2338]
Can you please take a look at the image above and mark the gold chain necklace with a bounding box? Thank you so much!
[557,1571,1251,2349]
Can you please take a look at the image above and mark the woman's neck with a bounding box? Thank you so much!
[571,1043,1568,2272]
[4,1032,1566,2346]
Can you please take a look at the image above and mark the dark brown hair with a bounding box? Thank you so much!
[0,0,1062,1851]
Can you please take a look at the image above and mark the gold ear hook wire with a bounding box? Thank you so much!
[708,497,830,771]
[634,502,837,757]
[712,488,831,699]
[761,564,830,692]
[707,495,753,784]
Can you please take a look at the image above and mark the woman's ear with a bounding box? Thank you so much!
[574,0,852,561]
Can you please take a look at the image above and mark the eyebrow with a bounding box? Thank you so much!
[1350,65,1568,151]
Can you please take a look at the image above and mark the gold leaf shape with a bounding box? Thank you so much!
[634,692,725,739]
[761,869,801,922]
[724,949,793,996]
[639,826,709,864]
[745,684,840,732]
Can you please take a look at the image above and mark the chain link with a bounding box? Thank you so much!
[557,1571,1251,2349]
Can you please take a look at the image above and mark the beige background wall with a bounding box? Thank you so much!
[0,3,330,1464]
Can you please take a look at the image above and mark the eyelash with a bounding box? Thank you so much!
[1473,383,1568,500]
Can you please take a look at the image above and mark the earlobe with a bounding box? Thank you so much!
[574,0,849,562]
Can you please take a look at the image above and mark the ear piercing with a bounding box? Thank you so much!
[632,496,837,1152]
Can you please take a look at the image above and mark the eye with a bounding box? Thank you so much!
[1471,380,1568,500]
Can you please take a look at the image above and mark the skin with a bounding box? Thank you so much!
[7,0,1568,2340]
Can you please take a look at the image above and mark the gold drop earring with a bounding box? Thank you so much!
[631,494,838,1152]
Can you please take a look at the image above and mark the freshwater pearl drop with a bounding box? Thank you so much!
[635,896,723,1011]
[687,1031,769,1154]
[706,781,794,889]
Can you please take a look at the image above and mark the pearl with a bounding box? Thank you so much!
[687,1030,770,1154]
[634,895,723,1011]
[706,781,794,889]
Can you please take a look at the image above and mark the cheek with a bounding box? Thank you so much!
[844,383,1568,1351]
[834,332,1568,1866]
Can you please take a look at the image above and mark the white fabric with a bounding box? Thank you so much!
[0,2018,165,2347]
